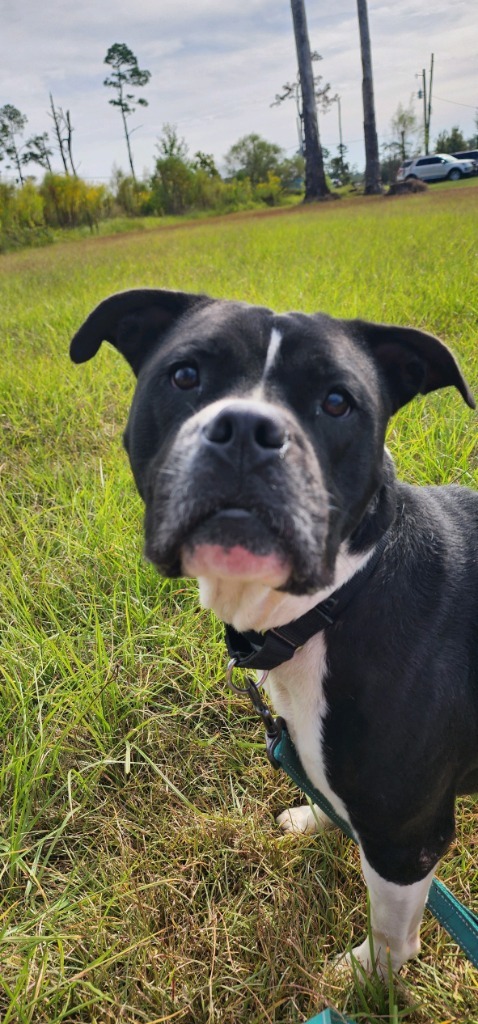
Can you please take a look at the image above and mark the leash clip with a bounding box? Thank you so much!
[226,658,284,768]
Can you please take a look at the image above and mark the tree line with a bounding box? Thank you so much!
[0,1,409,195]
[1,1,477,250]
[0,35,340,191]
[0,124,313,252]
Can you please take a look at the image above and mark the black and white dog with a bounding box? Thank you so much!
[71,288,477,975]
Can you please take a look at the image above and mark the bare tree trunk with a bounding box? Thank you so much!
[122,108,136,181]
[356,0,382,194]
[65,110,78,177]
[290,0,329,200]
[118,83,136,181]
[11,138,25,185]
[49,95,79,176]
[49,94,70,175]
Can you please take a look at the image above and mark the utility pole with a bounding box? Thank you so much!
[427,53,434,152]
[290,0,329,200]
[417,54,434,154]
[335,95,345,175]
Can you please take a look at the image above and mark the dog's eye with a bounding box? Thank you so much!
[322,390,352,418]
[170,364,200,390]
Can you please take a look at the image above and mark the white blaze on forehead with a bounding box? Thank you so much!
[263,327,283,378]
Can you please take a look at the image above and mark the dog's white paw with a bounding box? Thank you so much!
[276,803,335,835]
[335,934,417,979]
[335,940,378,978]
[332,941,380,982]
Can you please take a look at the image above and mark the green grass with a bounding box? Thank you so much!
[1,185,478,1024]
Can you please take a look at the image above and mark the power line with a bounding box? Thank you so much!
[433,95,477,110]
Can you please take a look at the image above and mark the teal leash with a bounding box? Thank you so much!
[272,728,355,842]
[426,879,478,968]
[273,725,478,1024]
[226,663,478,1024]
[305,1011,352,1024]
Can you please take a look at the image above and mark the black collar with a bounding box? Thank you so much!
[224,533,389,671]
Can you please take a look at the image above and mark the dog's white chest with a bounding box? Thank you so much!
[265,633,352,826]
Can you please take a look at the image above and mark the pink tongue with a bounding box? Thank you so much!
[182,543,289,584]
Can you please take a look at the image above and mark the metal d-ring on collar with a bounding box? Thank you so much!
[226,658,285,766]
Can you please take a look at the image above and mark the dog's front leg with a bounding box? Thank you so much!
[349,850,437,975]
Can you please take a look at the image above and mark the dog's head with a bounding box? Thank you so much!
[71,289,474,626]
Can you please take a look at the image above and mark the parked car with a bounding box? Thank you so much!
[453,150,478,174]
[396,153,475,183]
[396,159,413,180]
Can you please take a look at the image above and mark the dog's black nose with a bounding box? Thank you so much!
[203,405,288,453]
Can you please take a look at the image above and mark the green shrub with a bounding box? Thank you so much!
[0,180,44,230]
[0,180,51,251]
[254,172,284,206]
[150,154,258,216]
[12,180,45,226]
[40,173,110,228]
[150,155,196,214]
[111,171,156,216]
[216,176,255,212]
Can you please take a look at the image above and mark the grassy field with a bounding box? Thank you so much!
[1,183,478,1024]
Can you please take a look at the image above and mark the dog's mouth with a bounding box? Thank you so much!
[180,508,291,586]
[145,485,332,594]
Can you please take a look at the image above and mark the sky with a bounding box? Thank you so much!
[1,0,477,184]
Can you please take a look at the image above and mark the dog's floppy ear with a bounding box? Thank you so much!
[353,320,475,413]
[70,288,211,376]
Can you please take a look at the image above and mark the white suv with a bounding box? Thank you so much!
[396,153,475,183]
